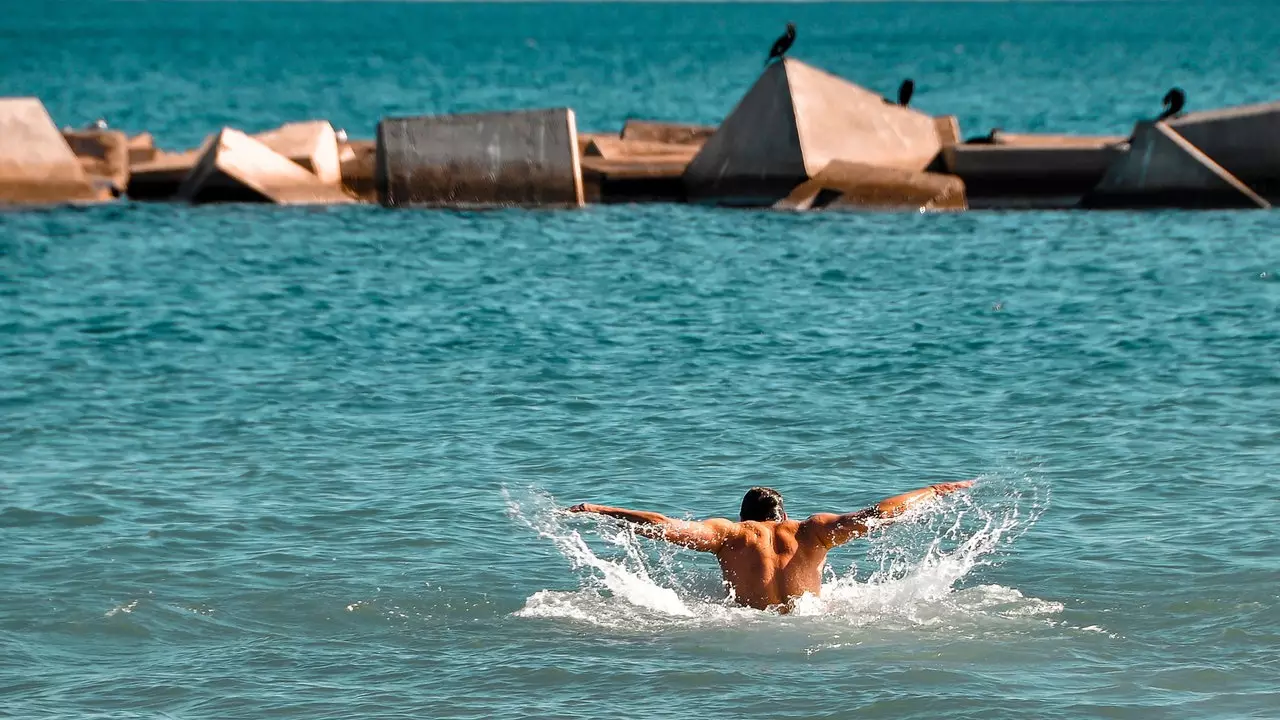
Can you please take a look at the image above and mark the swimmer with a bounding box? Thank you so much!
[568,480,974,611]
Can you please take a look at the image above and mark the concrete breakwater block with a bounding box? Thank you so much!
[943,143,1123,209]
[621,120,715,146]
[340,139,377,203]
[934,116,962,147]
[127,132,157,164]
[63,130,130,197]
[177,128,355,205]
[1168,101,1280,201]
[580,156,690,204]
[583,136,699,161]
[253,121,342,185]
[683,58,943,206]
[1083,121,1269,210]
[0,97,102,205]
[774,160,966,212]
[376,108,584,208]
[128,150,198,201]
[988,131,1127,148]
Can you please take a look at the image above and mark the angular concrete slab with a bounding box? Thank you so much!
[177,128,355,205]
[376,108,584,208]
[584,136,699,161]
[0,97,101,205]
[989,131,1127,148]
[774,160,966,212]
[127,132,157,164]
[684,58,943,206]
[1083,121,1268,209]
[934,116,962,147]
[127,149,199,201]
[339,139,377,203]
[63,130,130,197]
[621,120,715,146]
[943,143,1124,209]
[253,120,342,185]
[580,156,691,204]
[1167,101,1280,201]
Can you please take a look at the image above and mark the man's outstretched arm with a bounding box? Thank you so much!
[566,503,734,553]
[801,480,975,549]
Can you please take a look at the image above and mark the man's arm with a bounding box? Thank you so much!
[566,503,735,553]
[800,480,975,549]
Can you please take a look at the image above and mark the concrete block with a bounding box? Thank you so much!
[943,143,1123,209]
[63,130,130,197]
[253,120,342,185]
[774,160,966,212]
[127,149,198,201]
[1083,121,1269,210]
[934,116,962,147]
[621,120,716,146]
[0,97,102,205]
[1167,101,1280,201]
[340,139,377,203]
[584,136,699,161]
[989,131,1127,148]
[376,108,584,208]
[127,132,157,164]
[683,58,943,206]
[580,156,690,204]
[177,128,355,205]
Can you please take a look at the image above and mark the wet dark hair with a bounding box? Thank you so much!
[740,487,785,522]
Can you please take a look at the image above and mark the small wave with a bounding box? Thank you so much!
[505,472,1064,633]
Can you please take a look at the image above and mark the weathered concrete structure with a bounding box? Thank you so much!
[683,58,944,206]
[253,121,343,186]
[127,132,157,164]
[943,142,1124,209]
[1083,121,1269,210]
[580,156,689,204]
[583,136,699,162]
[177,128,354,205]
[377,108,584,208]
[774,160,966,212]
[987,131,1127,148]
[0,97,102,205]
[128,150,198,201]
[1167,101,1280,201]
[63,130,130,197]
[621,120,716,146]
[339,139,377,203]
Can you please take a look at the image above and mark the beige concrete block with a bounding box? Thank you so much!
[64,130,130,197]
[775,160,966,212]
[0,97,102,205]
[339,139,377,203]
[583,136,699,161]
[989,131,1127,148]
[253,120,342,185]
[1084,121,1268,209]
[127,132,157,164]
[620,120,715,146]
[128,150,198,201]
[178,128,355,205]
[934,116,962,147]
[683,58,943,205]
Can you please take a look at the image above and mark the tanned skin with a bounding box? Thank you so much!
[567,481,974,611]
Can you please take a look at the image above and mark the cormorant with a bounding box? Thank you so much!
[1157,87,1185,121]
[897,79,915,107]
[766,23,796,66]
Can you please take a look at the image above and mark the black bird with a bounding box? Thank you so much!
[766,23,796,66]
[1157,87,1186,121]
[897,79,915,107]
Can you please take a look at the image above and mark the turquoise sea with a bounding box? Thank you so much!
[3,2,1279,718]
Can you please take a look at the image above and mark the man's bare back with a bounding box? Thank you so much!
[567,481,974,611]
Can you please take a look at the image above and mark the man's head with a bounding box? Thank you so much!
[740,487,785,522]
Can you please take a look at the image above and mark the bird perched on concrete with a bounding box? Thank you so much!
[766,23,796,66]
[88,118,108,131]
[896,79,915,107]
[1157,87,1186,121]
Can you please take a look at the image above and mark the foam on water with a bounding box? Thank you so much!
[505,474,1062,632]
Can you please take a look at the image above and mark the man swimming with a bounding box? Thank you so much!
[567,480,974,611]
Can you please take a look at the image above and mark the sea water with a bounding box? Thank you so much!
[2,2,1279,719]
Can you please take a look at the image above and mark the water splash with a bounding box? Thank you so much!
[505,473,1061,632]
